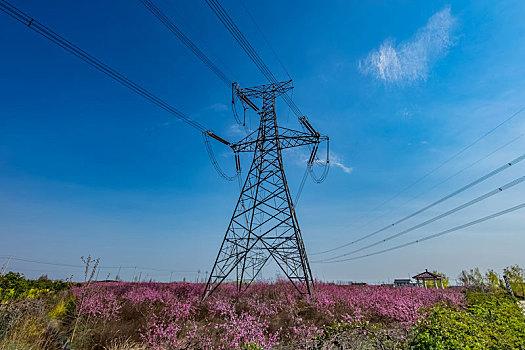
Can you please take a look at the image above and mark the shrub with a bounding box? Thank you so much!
[458,265,525,296]
[0,272,69,302]
[410,292,525,349]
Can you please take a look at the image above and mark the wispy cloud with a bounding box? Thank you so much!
[359,7,457,84]
[228,123,254,137]
[208,103,228,112]
[145,119,182,132]
[329,153,354,174]
[229,123,245,136]
[287,148,353,175]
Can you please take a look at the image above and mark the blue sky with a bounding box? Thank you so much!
[1,0,524,283]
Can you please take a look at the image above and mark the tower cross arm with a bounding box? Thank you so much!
[205,130,232,146]
[231,127,328,153]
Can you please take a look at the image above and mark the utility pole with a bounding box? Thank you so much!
[203,81,327,299]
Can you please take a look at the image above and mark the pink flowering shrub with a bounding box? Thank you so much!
[73,283,121,320]
[311,283,464,325]
[72,281,464,348]
[215,312,279,349]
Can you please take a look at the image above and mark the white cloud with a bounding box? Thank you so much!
[228,123,254,137]
[332,161,354,174]
[209,103,228,112]
[359,7,457,84]
[399,107,412,119]
[145,119,182,131]
[268,144,354,175]
[328,153,354,174]
[229,123,245,135]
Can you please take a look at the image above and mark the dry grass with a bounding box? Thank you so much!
[103,338,147,350]
[0,302,57,349]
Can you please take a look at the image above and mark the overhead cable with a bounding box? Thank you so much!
[309,141,331,184]
[0,0,208,133]
[294,167,309,207]
[312,152,525,255]
[318,174,525,262]
[313,202,525,263]
[0,255,198,273]
[348,106,525,230]
[139,0,232,86]
[363,132,525,232]
[204,0,303,119]
[237,0,291,80]
[205,0,330,182]
[202,131,239,181]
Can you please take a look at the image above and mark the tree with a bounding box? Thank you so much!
[503,265,525,298]
[458,268,485,290]
[484,269,504,292]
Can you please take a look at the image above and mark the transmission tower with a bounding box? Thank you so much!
[203,80,328,299]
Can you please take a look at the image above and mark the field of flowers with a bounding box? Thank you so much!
[3,265,525,349]
[3,271,525,349]
[0,272,465,349]
[66,281,464,349]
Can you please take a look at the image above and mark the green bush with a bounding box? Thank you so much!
[0,272,69,302]
[410,292,525,349]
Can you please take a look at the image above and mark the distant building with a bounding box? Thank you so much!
[334,280,367,286]
[350,282,367,286]
[393,279,417,287]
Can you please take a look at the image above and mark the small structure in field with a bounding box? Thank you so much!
[412,269,444,289]
[393,279,417,287]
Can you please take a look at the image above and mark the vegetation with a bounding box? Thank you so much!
[0,272,69,302]
[0,272,72,349]
[410,292,525,349]
[459,265,525,297]
[0,264,524,349]
[504,265,525,298]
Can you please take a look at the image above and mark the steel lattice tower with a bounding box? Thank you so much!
[203,81,327,299]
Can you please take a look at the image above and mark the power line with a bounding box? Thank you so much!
[294,167,310,207]
[347,106,525,231]
[139,0,251,181]
[138,0,324,183]
[139,0,232,86]
[312,152,525,255]
[0,0,209,133]
[204,0,303,118]
[362,132,525,231]
[313,202,525,263]
[0,255,198,273]
[203,131,239,181]
[204,0,330,185]
[237,0,291,80]
[316,174,525,262]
